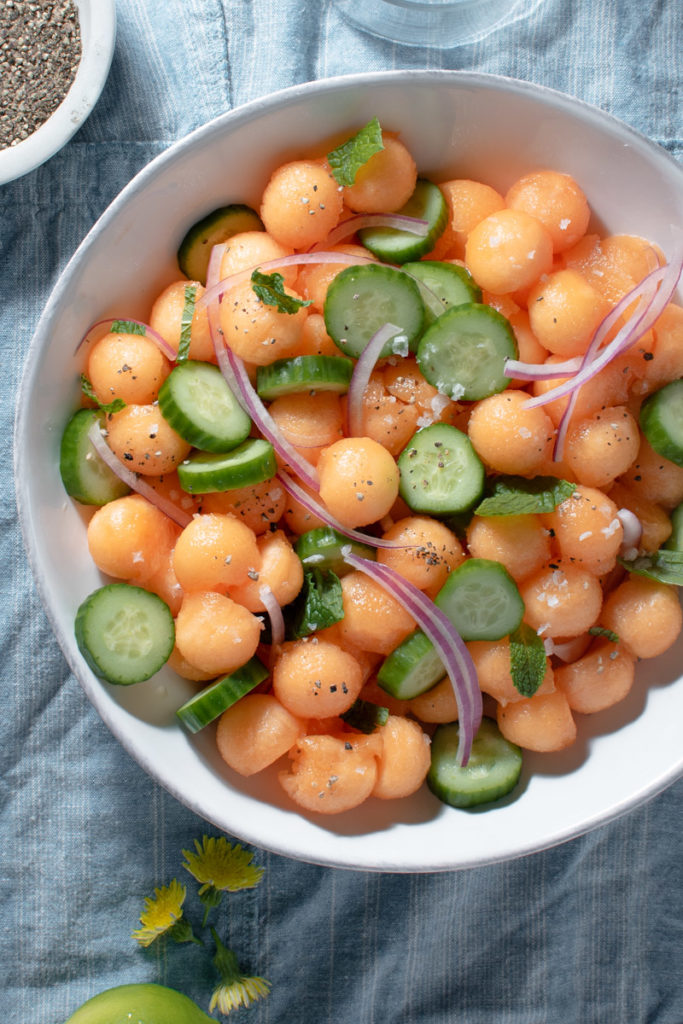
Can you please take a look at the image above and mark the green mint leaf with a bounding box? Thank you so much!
[177,283,198,362]
[110,319,146,335]
[340,699,390,734]
[619,548,683,586]
[287,568,344,638]
[327,117,384,188]
[509,623,547,698]
[588,626,620,643]
[80,374,125,415]
[251,269,312,315]
[475,476,576,516]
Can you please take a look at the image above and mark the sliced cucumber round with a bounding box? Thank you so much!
[417,303,518,401]
[295,526,376,576]
[177,438,277,494]
[176,656,269,733]
[358,179,448,264]
[256,355,353,400]
[436,558,524,642]
[177,203,264,285]
[398,422,485,516]
[60,408,131,506]
[427,717,523,809]
[158,360,251,453]
[75,584,175,685]
[378,629,445,700]
[640,379,683,468]
[323,262,425,359]
[402,260,481,325]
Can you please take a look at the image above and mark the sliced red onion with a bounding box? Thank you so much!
[315,213,430,251]
[504,356,582,382]
[86,420,193,528]
[341,549,482,766]
[347,322,403,437]
[276,468,407,551]
[617,508,642,559]
[259,584,285,649]
[76,317,177,361]
[203,245,321,492]
[547,634,592,664]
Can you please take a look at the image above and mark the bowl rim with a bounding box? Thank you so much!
[14,69,683,871]
[0,0,117,186]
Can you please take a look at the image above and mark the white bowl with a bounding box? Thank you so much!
[15,71,683,872]
[0,0,116,185]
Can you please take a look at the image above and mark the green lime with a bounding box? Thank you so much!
[64,983,215,1024]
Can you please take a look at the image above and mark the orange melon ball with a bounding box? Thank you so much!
[260,160,344,249]
[317,436,399,528]
[465,208,553,295]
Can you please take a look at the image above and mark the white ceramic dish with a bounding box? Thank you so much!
[15,71,683,872]
[0,0,116,185]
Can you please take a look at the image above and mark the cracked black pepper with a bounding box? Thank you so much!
[0,0,82,150]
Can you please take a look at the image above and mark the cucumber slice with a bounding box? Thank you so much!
[294,526,375,575]
[402,260,481,325]
[437,558,525,642]
[417,303,518,401]
[378,629,445,699]
[640,379,683,468]
[398,422,485,516]
[177,438,276,494]
[75,584,175,685]
[427,717,523,809]
[158,360,251,453]
[256,355,353,400]
[60,408,131,505]
[176,656,269,732]
[358,179,448,264]
[323,262,425,359]
[177,204,264,285]
[664,501,683,551]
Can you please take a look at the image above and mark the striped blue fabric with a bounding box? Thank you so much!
[2,1,682,1021]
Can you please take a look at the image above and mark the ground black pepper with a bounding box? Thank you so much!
[0,0,82,150]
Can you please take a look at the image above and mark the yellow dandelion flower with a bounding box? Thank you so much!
[131,879,198,948]
[182,836,265,894]
[209,928,271,1015]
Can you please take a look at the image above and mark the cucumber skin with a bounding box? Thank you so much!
[256,355,353,400]
[639,380,683,468]
[177,439,277,494]
[295,526,375,576]
[60,409,130,506]
[158,361,252,453]
[378,630,445,699]
[358,180,448,264]
[177,204,264,285]
[176,656,269,732]
[427,718,523,809]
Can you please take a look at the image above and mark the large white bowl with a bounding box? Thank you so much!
[15,71,683,872]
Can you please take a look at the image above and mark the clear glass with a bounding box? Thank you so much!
[333,0,543,48]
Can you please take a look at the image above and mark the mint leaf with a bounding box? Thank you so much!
[110,319,146,336]
[588,626,619,643]
[177,283,197,362]
[475,476,576,516]
[251,270,312,315]
[287,568,344,638]
[80,374,125,415]
[327,117,384,188]
[619,549,683,586]
[509,623,547,698]
[340,699,390,734]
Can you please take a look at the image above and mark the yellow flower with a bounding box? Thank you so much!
[132,879,193,948]
[209,928,271,1015]
[182,836,265,894]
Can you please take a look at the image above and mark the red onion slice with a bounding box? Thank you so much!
[87,420,193,528]
[259,584,285,650]
[342,549,482,766]
[617,508,643,560]
[276,468,407,551]
[347,322,403,437]
[76,317,177,362]
[315,213,430,251]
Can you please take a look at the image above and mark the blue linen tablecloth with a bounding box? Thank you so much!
[2,1,682,1021]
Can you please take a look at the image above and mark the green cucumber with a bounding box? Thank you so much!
[323,262,425,359]
[177,438,276,494]
[158,360,251,453]
[639,379,683,468]
[177,203,264,285]
[416,303,518,401]
[378,629,445,699]
[402,260,481,325]
[176,656,269,732]
[398,422,485,516]
[256,355,353,400]
[427,717,523,809]
[294,526,375,575]
[358,179,448,264]
[60,408,131,505]
[75,584,174,685]
[664,501,683,551]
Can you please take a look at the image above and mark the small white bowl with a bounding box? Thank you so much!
[15,72,683,872]
[0,0,116,185]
